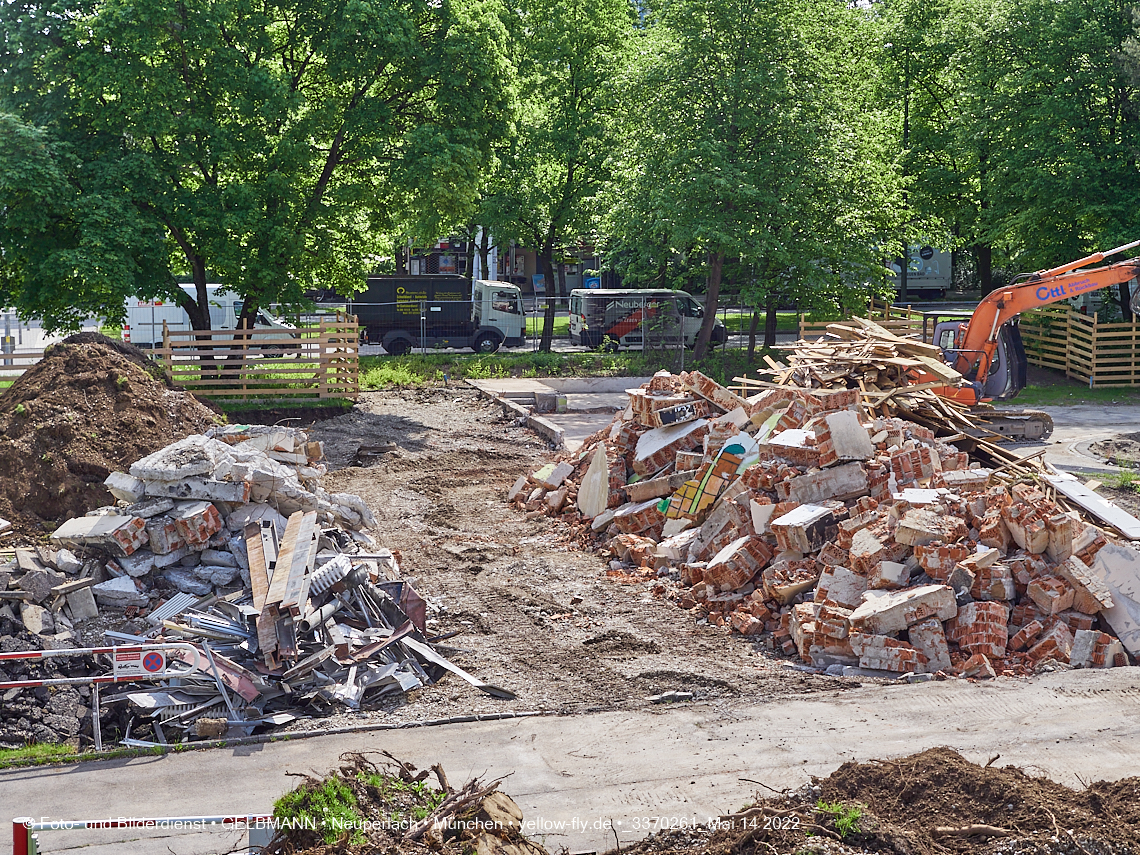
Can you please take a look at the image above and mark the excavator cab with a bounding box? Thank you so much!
[1132,282,1140,315]
[926,311,1026,401]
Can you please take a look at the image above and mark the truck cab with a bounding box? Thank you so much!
[470,280,525,352]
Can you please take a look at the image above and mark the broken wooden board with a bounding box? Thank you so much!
[1046,473,1140,539]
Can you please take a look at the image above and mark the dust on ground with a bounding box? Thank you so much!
[295,387,853,730]
[0,333,220,538]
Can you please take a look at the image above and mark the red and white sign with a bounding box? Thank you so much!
[113,648,167,679]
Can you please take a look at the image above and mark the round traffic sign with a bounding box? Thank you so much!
[142,651,165,673]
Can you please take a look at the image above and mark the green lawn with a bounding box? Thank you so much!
[359,346,776,390]
[997,385,1140,407]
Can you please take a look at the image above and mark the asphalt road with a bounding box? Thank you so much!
[4,668,1140,855]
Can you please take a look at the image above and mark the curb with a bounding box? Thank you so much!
[467,381,566,449]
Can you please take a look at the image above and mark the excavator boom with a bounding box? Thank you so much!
[933,243,1140,409]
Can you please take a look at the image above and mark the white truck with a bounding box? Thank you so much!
[123,285,295,347]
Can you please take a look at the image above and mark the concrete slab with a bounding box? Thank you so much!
[7,668,1140,855]
[467,379,558,401]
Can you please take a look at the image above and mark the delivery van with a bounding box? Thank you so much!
[568,289,726,350]
[123,285,295,347]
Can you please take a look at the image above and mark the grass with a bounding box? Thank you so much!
[1091,469,1140,490]
[0,743,77,767]
[217,397,355,414]
[1001,384,1140,407]
[358,345,778,390]
[719,310,800,334]
[815,800,863,839]
[274,777,364,845]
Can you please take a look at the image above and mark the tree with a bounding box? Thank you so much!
[0,0,514,331]
[480,0,632,351]
[608,0,901,359]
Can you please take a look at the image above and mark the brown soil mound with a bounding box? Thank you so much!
[617,748,1139,855]
[1090,431,1140,466]
[0,333,221,538]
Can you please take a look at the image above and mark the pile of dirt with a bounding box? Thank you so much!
[1090,431,1140,466]
[0,333,220,537]
[620,748,1140,855]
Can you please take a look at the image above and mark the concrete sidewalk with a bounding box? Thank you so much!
[5,667,1140,855]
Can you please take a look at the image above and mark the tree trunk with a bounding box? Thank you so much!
[478,229,491,281]
[975,244,993,294]
[175,254,211,331]
[693,249,724,361]
[464,227,477,284]
[763,293,779,348]
[538,247,557,352]
[1119,282,1134,322]
[746,310,760,363]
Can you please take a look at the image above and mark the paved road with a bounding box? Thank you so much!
[4,668,1140,855]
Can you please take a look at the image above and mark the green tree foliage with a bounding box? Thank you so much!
[881,0,1140,291]
[608,0,902,359]
[0,0,513,330]
[481,0,632,350]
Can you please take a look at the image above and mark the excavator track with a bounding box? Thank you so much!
[966,407,1054,441]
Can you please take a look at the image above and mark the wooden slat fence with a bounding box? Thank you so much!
[797,298,925,340]
[1020,306,1140,387]
[156,314,359,400]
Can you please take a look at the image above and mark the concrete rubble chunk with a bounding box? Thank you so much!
[164,566,214,596]
[54,549,83,575]
[92,575,150,608]
[16,569,62,603]
[105,471,147,503]
[849,585,956,635]
[783,462,868,504]
[129,434,233,481]
[51,514,149,556]
[1088,543,1140,656]
[65,587,99,622]
[19,603,54,635]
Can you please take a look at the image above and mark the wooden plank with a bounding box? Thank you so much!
[278,511,317,615]
[245,522,274,611]
[1046,473,1140,539]
[265,511,305,608]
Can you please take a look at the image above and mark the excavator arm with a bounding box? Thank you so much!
[940,240,1140,406]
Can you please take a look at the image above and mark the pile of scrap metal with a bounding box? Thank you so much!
[0,425,512,746]
[510,369,1140,679]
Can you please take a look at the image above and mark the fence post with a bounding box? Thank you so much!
[318,319,331,400]
[12,819,32,855]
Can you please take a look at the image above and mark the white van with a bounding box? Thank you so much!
[568,289,727,350]
[123,284,295,347]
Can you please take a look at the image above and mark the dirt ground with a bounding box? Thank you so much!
[289,387,853,730]
[614,747,1140,855]
[1090,432,1140,467]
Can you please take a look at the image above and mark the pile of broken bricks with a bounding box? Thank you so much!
[509,367,1140,679]
[2,425,512,748]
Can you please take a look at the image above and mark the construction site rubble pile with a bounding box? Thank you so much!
[1,425,509,749]
[509,364,1140,679]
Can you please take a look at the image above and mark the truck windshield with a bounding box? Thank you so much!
[493,291,520,314]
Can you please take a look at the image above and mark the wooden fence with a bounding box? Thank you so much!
[1021,306,1140,387]
[798,298,925,340]
[0,350,47,381]
[156,314,360,400]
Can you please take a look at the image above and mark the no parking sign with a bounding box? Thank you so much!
[113,648,167,679]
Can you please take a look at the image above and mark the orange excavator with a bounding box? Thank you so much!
[919,240,1140,439]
